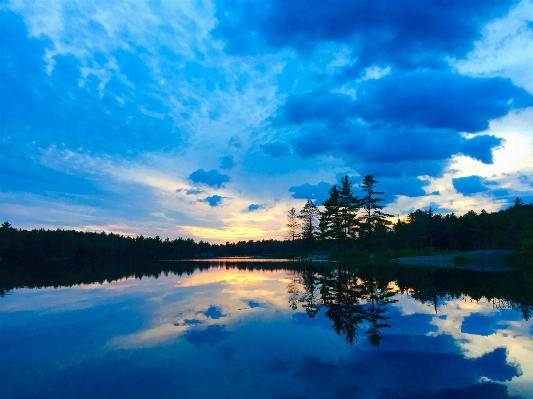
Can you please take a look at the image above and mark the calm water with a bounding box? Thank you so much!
[1,260,532,399]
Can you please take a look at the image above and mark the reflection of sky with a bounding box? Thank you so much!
[1,267,532,399]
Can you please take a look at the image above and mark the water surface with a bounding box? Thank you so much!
[1,260,532,398]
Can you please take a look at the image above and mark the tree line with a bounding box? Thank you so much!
[287,175,393,253]
[287,176,533,255]
[1,176,531,264]
[0,221,294,263]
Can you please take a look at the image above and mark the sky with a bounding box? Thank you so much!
[1,0,533,243]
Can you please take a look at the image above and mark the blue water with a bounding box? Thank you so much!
[1,261,532,398]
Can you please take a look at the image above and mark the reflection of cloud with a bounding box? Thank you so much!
[184,325,229,347]
[177,269,275,287]
[108,323,187,349]
[180,319,203,326]
[294,345,520,398]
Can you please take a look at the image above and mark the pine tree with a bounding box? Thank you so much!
[299,200,320,252]
[320,184,343,251]
[320,177,360,252]
[359,175,393,252]
[338,176,360,251]
[286,207,300,252]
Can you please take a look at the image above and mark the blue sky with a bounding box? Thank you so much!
[1,0,533,242]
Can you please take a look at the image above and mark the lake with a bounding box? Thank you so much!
[1,259,532,398]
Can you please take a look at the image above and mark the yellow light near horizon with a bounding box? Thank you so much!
[177,225,284,243]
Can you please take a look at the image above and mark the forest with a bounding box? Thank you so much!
[288,175,533,256]
[1,175,532,265]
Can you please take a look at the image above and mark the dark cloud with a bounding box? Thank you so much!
[219,155,235,170]
[281,74,533,134]
[247,204,266,212]
[214,0,517,73]
[289,126,502,179]
[197,305,226,319]
[290,128,336,157]
[200,195,225,207]
[260,142,291,158]
[188,169,230,188]
[289,182,332,203]
[377,177,428,200]
[459,134,503,164]
[453,176,489,196]
[184,325,229,347]
[354,72,533,133]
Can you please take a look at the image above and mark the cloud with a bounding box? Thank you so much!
[184,325,229,347]
[228,136,242,148]
[197,305,226,319]
[518,174,533,187]
[214,0,517,73]
[453,176,490,196]
[260,142,291,158]
[289,182,332,204]
[288,125,504,179]
[377,177,429,200]
[176,188,204,195]
[354,72,533,133]
[219,155,235,170]
[281,91,357,125]
[280,73,533,134]
[200,195,225,207]
[247,204,266,212]
[189,169,230,188]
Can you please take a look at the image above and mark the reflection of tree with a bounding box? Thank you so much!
[289,264,398,346]
[299,270,323,318]
[491,298,533,321]
[410,269,449,314]
[287,270,301,310]
[360,270,398,346]
[320,265,365,345]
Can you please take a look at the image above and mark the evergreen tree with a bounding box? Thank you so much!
[286,207,300,252]
[320,184,343,251]
[359,175,393,252]
[299,200,320,252]
[338,176,360,251]
[321,177,360,252]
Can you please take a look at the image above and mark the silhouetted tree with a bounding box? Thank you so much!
[299,200,320,252]
[359,175,393,252]
[286,207,300,252]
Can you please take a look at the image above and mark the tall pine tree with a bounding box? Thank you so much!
[359,175,393,252]
[286,207,300,252]
[299,200,320,252]
[321,177,360,252]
